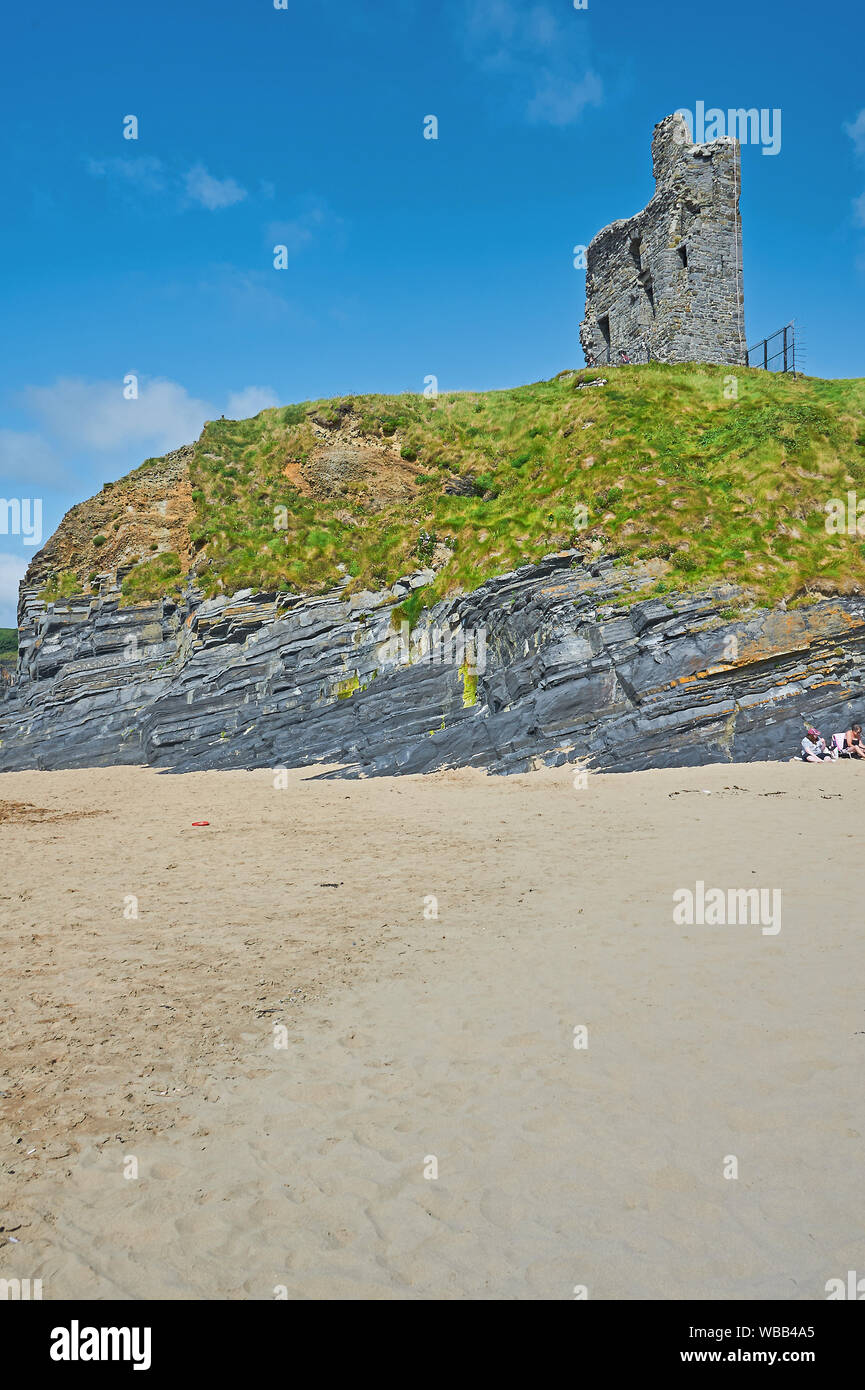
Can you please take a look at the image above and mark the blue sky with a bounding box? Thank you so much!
[1,0,864,624]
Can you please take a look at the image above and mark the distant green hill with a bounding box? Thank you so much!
[0,628,17,667]
[28,363,865,617]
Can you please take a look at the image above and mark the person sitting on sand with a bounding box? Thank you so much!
[801,727,833,761]
[841,724,865,760]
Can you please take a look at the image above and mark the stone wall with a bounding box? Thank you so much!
[580,113,746,367]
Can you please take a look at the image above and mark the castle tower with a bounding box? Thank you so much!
[579,113,746,367]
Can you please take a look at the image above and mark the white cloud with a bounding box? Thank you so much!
[16,376,287,465]
[524,4,560,47]
[460,0,601,126]
[526,69,603,127]
[184,164,248,210]
[193,267,314,327]
[0,430,63,486]
[23,377,214,454]
[845,112,865,231]
[226,387,280,418]
[0,553,28,628]
[86,155,248,211]
[267,198,333,254]
[465,0,520,48]
[845,109,865,158]
[86,155,166,193]
[268,217,318,255]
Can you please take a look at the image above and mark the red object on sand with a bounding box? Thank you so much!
[191,821,210,827]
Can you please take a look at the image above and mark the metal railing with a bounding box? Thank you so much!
[588,332,801,372]
[747,321,797,376]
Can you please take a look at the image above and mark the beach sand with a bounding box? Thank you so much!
[1,759,863,1300]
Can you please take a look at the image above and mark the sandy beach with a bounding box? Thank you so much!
[1,760,863,1300]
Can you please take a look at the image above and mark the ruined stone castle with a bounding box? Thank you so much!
[579,113,746,367]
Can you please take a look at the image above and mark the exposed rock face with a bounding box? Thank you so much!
[580,114,746,367]
[24,445,194,594]
[299,410,425,507]
[3,553,865,776]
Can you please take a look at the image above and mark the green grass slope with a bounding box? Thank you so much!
[30,363,863,619]
[175,363,865,616]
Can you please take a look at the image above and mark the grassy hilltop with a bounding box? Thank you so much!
[32,363,865,619]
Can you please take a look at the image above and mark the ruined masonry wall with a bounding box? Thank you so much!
[580,113,746,367]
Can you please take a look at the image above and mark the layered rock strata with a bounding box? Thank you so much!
[3,553,864,776]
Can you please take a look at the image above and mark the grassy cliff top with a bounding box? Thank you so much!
[31,363,865,615]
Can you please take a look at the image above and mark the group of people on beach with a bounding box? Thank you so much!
[800,724,865,762]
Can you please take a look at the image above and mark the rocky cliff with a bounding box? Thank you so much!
[4,549,865,776]
[4,366,865,776]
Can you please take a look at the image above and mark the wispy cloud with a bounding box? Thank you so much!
[846,111,865,230]
[86,155,248,211]
[0,430,64,486]
[86,155,167,193]
[267,197,340,254]
[184,164,248,210]
[18,376,285,459]
[845,109,865,158]
[226,386,280,418]
[23,377,214,454]
[197,266,312,325]
[459,0,602,126]
[85,157,337,241]
[527,69,603,127]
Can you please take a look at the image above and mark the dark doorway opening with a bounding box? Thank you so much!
[597,313,611,363]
